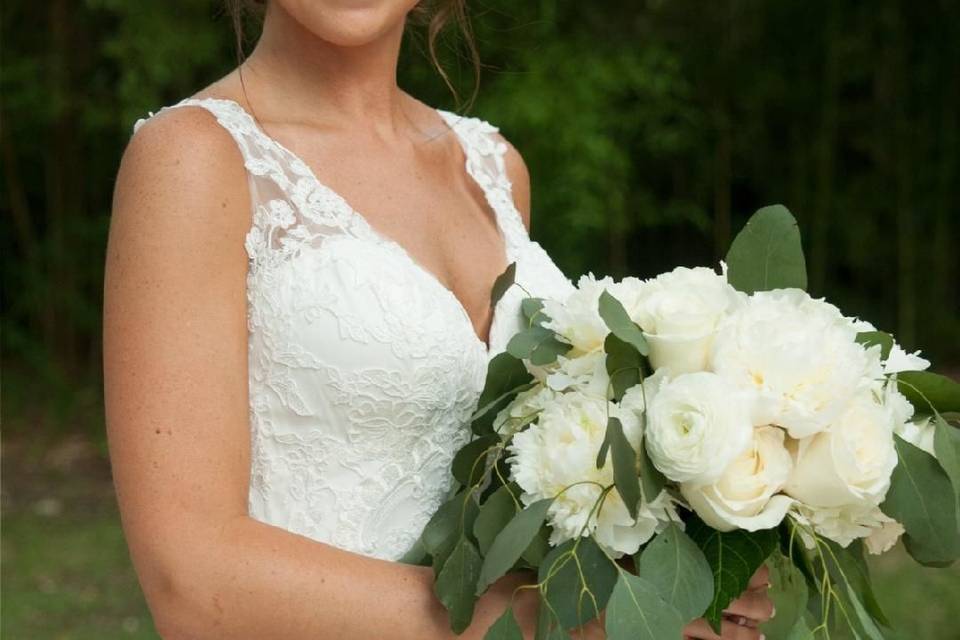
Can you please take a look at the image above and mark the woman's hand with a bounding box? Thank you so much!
[682,565,773,640]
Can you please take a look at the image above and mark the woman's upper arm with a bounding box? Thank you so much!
[103,107,254,593]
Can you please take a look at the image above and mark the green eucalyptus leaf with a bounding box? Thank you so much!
[475,485,519,556]
[475,352,534,415]
[933,413,960,514]
[491,262,517,308]
[820,540,887,639]
[882,435,960,566]
[607,416,641,520]
[453,435,500,487]
[604,332,643,402]
[435,537,483,633]
[598,290,650,356]
[896,371,960,414]
[521,297,549,328]
[686,518,779,632]
[522,524,552,566]
[761,550,808,640]
[604,572,686,640]
[636,523,714,621]
[534,597,568,640]
[855,331,894,360]
[725,204,807,293]
[538,538,618,630]
[484,606,523,640]
[477,499,554,594]
[638,438,667,502]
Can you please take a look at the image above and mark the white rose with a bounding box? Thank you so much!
[792,503,904,552]
[644,371,754,485]
[626,265,744,374]
[493,384,557,437]
[542,273,617,355]
[785,390,898,508]
[681,426,794,532]
[711,289,883,439]
[508,390,671,557]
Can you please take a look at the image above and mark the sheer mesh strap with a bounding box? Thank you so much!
[437,110,531,254]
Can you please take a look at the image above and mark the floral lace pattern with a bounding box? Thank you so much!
[133,97,575,560]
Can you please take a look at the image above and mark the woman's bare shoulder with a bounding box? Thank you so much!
[113,102,252,256]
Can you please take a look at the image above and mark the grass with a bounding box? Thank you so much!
[2,434,958,639]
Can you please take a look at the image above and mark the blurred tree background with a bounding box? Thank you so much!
[2,0,958,638]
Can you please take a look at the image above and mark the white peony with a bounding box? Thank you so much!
[545,350,610,398]
[541,274,617,355]
[792,502,904,552]
[508,390,673,557]
[785,389,898,509]
[625,265,745,374]
[681,426,794,532]
[710,289,883,439]
[644,371,755,485]
[492,384,557,437]
[884,343,931,374]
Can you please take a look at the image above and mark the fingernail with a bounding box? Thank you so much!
[760,635,766,640]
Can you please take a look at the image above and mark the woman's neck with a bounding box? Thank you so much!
[240,3,410,135]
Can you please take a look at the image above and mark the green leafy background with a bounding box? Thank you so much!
[2,0,958,637]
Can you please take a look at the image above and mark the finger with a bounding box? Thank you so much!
[747,564,770,590]
[724,588,775,622]
[682,617,765,640]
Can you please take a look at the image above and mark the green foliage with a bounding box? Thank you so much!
[855,331,895,361]
[537,538,618,630]
[761,551,808,640]
[896,371,960,414]
[686,518,779,632]
[605,417,641,521]
[725,205,807,293]
[484,607,523,640]
[435,537,483,633]
[603,332,643,402]
[477,499,553,594]
[882,435,960,566]
[604,572,686,640]
[598,290,650,356]
[474,485,519,555]
[635,523,714,621]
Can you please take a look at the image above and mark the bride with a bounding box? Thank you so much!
[103,1,773,638]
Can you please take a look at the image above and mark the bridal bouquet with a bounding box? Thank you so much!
[407,206,960,639]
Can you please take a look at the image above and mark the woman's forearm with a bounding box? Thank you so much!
[140,514,535,640]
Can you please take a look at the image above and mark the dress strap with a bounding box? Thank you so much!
[133,97,299,196]
[436,110,531,255]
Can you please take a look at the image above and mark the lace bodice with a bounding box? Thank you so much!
[133,97,575,560]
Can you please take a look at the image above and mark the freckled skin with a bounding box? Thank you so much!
[104,1,770,638]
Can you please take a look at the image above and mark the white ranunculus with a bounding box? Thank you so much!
[644,371,755,485]
[508,390,671,557]
[625,265,745,374]
[681,426,794,532]
[545,350,610,398]
[542,273,617,355]
[792,503,904,552]
[710,289,883,439]
[785,390,898,509]
[492,384,557,437]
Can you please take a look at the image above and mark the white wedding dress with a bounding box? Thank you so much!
[133,97,574,561]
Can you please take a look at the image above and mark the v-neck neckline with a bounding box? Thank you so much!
[191,96,512,354]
